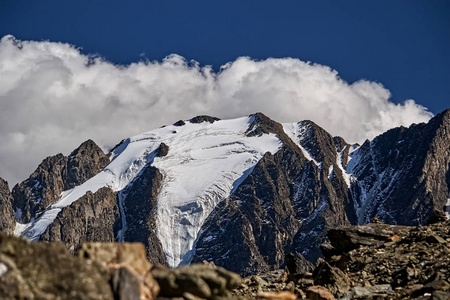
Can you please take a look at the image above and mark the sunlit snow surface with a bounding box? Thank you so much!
[153,117,280,266]
[16,116,281,267]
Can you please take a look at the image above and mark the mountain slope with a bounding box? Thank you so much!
[3,109,450,275]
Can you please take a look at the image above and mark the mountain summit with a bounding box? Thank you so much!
[1,111,449,275]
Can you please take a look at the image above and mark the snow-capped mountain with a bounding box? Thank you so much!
[1,110,449,276]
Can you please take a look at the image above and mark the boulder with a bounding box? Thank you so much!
[152,263,241,299]
[79,242,159,300]
[313,258,350,297]
[328,223,412,253]
[285,252,314,275]
[306,286,335,300]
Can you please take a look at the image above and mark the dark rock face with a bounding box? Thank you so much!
[12,153,68,223]
[156,142,169,157]
[66,139,110,189]
[173,120,186,126]
[189,115,221,124]
[8,110,450,278]
[122,165,167,265]
[349,109,450,225]
[193,110,450,275]
[40,187,121,254]
[313,258,350,297]
[0,178,15,234]
[193,115,354,275]
[12,139,108,223]
[327,223,412,253]
[285,253,314,275]
[0,234,113,299]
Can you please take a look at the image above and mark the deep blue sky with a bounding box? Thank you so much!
[1,0,449,114]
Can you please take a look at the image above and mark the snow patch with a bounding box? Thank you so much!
[282,123,320,167]
[445,197,450,220]
[328,165,334,180]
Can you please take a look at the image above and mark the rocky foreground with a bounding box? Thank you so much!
[1,215,450,299]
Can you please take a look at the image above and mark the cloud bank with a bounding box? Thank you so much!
[0,35,432,185]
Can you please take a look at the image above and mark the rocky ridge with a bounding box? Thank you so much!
[232,215,450,299]
[11,140,109,223]
[1,110,450,276]
[2,217,450,299]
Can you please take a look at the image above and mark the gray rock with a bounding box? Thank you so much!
[0,178,15,234]
[12,139,108,223]
[343,284,392,299]
[313,258,350,297]
[40,187,121,254]
[328,223,412,253]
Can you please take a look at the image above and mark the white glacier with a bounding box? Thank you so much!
[15,116,281,268]
[152,117,280,267]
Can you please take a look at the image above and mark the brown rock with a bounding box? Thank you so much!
[152,263,240,299]
[306,286,335,300]
[0,234,113,299]
[313,258,350,296]
[256,291,297,300]
[79,242,159,299]
[40,187,121,254]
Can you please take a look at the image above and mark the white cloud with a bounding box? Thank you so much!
[0,35,433,185]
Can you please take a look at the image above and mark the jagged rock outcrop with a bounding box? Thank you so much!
[66,139,110,189]
[326,221,450,299]
[193,114,354,275]
[12,153,68,223]
[285,253,314,275]
[232,220,450,300]
[122,165,167,264]
[349,109,450,225]
[0,178,15,234]
[327,223,412,253]
[189,115,220,123]
[8,110,450,277]
[40,187,121,254]
[12,140,108,223]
